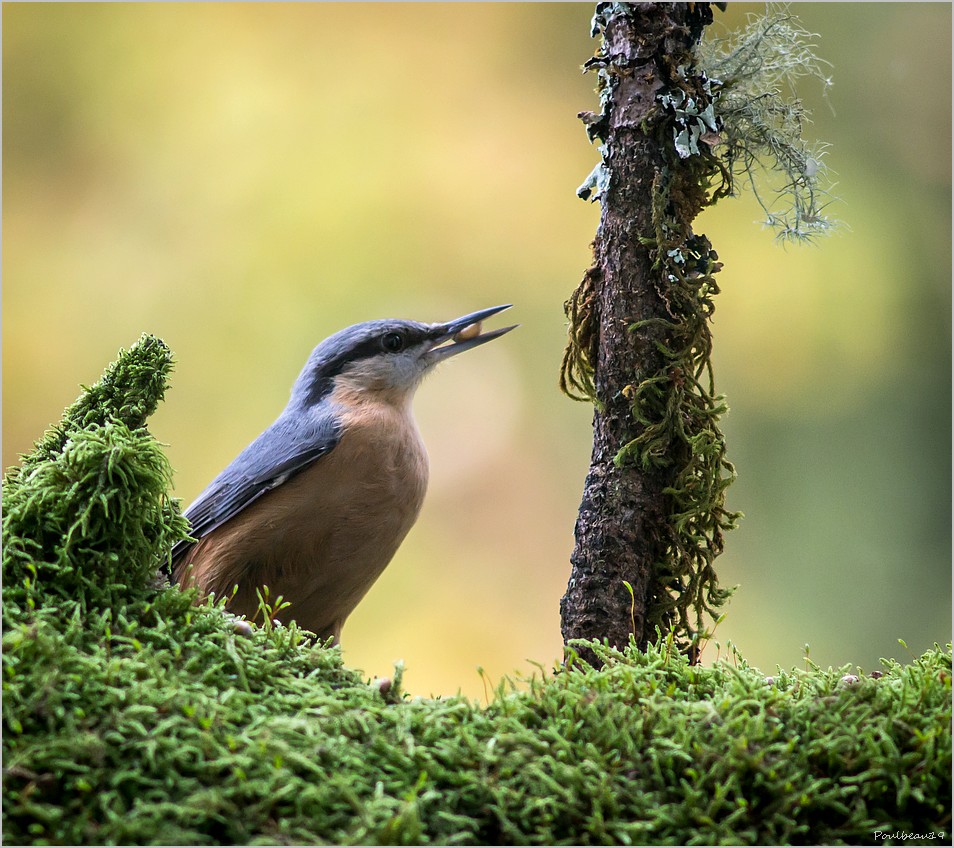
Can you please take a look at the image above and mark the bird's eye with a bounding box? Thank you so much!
[381,332,406,353]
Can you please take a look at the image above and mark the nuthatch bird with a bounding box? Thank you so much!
[170,304,516,643]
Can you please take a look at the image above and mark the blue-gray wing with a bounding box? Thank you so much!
[169,407,342,568]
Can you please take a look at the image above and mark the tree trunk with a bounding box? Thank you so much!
[561,2,729,661]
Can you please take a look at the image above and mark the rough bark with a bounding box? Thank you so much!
[561,3,719,659]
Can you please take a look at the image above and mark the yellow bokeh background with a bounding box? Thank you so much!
[4,3,950,699]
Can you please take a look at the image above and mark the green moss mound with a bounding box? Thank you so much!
[3,337,950,845]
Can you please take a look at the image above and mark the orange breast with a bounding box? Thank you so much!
[177,396,428,642]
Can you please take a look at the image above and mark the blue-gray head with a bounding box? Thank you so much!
[289,304,516,408]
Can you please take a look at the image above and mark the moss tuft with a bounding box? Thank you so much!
[3,335,188,618]
[5,334,175,486]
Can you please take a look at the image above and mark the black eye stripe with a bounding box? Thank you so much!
[320,326,429,389]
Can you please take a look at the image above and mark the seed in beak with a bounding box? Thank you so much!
[453,321,482,342]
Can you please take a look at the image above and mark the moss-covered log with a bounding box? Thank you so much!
[3,338,951,845]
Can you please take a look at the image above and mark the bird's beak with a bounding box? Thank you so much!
[425,304,518,363]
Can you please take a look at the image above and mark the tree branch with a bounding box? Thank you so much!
[561,2,738,663]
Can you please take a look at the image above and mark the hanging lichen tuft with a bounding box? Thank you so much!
[699,4,837,242]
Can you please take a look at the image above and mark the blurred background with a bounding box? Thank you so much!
[3,3,950,699]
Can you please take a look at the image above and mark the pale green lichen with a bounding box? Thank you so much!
[659,80,721,160]
[576,145,610,201]
[698,3,837,242]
